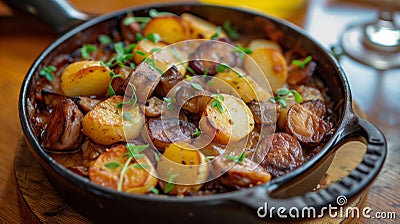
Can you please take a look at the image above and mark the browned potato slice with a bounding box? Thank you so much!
[181,13,227,39]
[211,70,272,103]
[89,144,157,194]
[302,99,327,119]
[60,61,111,97]
[156,142,208,195]
[213,157,271,188]
[143,16,188,44]
[133,39,168,65]
[296,85,324,102]
[256,133,304,177]
[247,39,282,52]
[200,94,254,144]
[286,103,331,145]
[82,96,145,145]
[244,48,288,91]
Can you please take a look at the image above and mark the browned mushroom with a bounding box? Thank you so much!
[189,39,241,75]
[72,96,100,113]
[154,65,184,97]
[248,101,277,125]
[286,103,331,145]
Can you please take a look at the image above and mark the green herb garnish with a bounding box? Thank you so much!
[154,152,160,162]
[104,42,135,68]
[149,187,159,195]
[122,111,134,121]
[39,65,56,82]
[80,44,97,59]
[135,50,146,56]
[192,128,202,137]
[136,33,144,41]
[117,83,137,108]
[98,34,112,45]
[150,48,161,52]
[107,71,123,96]
[123,16,151,25]
[104,161,122,169]
[269,88,302,107]
[233,45,253,59]
[144,58,163,74]
[131,163,149,169]
[216,63,242,78]
[225,152,245,163]
[191,83,204,91]
[149,9,176,18]
[117,143,149,191]
[223,20,239,40]
[164,169,178,194]
[146,33,161,43]
[185,74,193,82]
[163,96,175,110]
[210,26,222,39]
[292,56,312,69]
[211,93,224,113]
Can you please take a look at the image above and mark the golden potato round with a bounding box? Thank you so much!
[143,16,188,44]
[133,39,167,65]
[181,13,227,39]
[82,96,145,145]
[60,60,111,97]
[156,142,208,195]
[244,48,288,91]
[247,39,282,52]
[200,94,254,144]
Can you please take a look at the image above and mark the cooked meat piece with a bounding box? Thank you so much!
[248,101,277,125]
[286,103,331,145]
[256,133,304,177]
[40,90,66,110]
[189,39,241,75]
[175,81,212,115]
[72,96,100,113]
[154,66,183,97]
[130,61,162,103]
[287,61,316,86]
[141,118,197,150]
[213,157,271,188]
[120,18,141,42]
[110,66,133,96]
[42,99,84,151]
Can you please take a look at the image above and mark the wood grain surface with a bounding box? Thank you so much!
[0,0,399,223]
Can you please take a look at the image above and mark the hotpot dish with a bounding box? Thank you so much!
[18,3,386,223]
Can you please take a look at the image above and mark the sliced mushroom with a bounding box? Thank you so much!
[110,66,133,96]
[143,96,163,117]
[72,96,100,113]
[141,118,197,150]
[130,61,162,103]
[248,101,277,125]
[286,103,331,146]
[175,81,212,115]
[256,133,304,178]
[42,98,84,151]
[189,39,240,75]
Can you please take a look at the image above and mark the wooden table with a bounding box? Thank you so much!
[0,0,398,223]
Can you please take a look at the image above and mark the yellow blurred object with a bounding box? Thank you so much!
[201,0,307,19]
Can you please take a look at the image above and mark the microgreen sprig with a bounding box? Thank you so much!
[117,83,137,108]
[210,26,222,39]
[103,42,135,68]
[107,71,122,97]
[146,33,161,43]
[211,93,224,113]
[216,63,242,78]
[163,96,175,110]
[191,82,204,91]
[80,44,97,59]
[223,20,239,40]
[98,34,113,45]
[164,169,178,194]
[291,56,312,69]
[192,128,202,137]
[123,16,152,25]
[116,143,149,191]
[269,88,302,107]
[233,45,253,59]
[225,152,245,163]
[39,65,56,82]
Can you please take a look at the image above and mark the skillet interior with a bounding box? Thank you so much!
[20,3,350,222]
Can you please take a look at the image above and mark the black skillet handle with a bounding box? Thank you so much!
[231,115,387,219]
[3,0,90,33]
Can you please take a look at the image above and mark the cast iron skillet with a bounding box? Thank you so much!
[15,1,386,223]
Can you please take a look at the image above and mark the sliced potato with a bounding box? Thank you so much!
[60,60,111,97]
[200,94,254,144]
[133,39,167,65]
[244,48,288,91]
[156,142,208,195]
[248,39,282,52]
[211,69,272,103]
[82,96,145,145]
[89,144,157,194]
[181,13,227,39]
[143,16,188,44]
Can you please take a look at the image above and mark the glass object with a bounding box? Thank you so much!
[339,0,400,70]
